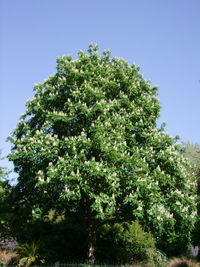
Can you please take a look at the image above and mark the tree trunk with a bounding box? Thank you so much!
[88,222,96,264]
[80,192,96,263]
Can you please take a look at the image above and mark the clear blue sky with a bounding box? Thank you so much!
[1,0,200,179]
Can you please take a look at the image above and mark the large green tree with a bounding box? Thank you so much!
[8,45,197,261]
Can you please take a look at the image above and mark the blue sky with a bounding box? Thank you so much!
[1,0,200,179]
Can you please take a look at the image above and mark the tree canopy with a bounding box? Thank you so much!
[8,45,197,261]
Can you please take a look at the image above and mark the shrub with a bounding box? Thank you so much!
[146,248,167,267]
[96,220,156,264]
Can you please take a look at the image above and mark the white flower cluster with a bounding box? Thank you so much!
[15,130,60,157]
[36,170,50,185]
[147,204,173,221]
[157,204,173,219]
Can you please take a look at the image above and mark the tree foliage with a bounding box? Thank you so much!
[0,153,10,237]
[8,45,197,260]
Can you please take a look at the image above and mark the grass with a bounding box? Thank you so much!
[0,249,18,264]
[167,257,200,267]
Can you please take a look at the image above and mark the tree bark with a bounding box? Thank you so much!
[80,192,96,263]
[87,221,96,264]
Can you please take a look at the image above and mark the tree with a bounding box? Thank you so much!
[0,152,10,238]
[182,142,200,193]
[8,45,197,261]
[182,142,200,169]
[182,142,200,251]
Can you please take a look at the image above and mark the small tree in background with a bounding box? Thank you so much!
[182,142,200,255]
[182,142,200,194]
[8,45,197,262]
[182,142,200,170]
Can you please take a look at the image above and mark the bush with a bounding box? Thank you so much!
[146,248,167,267]
[96,220,156,264]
